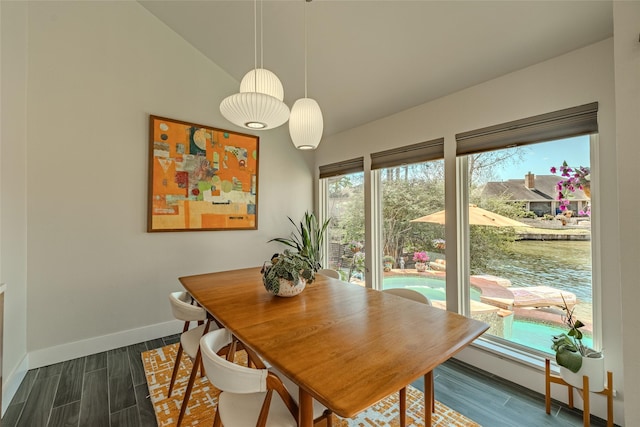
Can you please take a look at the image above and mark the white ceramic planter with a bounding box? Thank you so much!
[559,354,605,392]
[265,277,306,297]
[277,277,306,297]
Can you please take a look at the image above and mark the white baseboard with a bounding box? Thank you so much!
[2,353,28,416]
[2,320,183,416]
[28,319,183,369]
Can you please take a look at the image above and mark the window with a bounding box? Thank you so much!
[318,103,600,362]
[456,103,598,357]
[320,158,365,284]
[378,161,447,303]
[371,138,446,301]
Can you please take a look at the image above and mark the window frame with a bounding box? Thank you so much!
[456,133,601,360]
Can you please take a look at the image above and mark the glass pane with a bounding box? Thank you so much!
[379,160,447,306]
[325,172,366,285]
[468,135,593,355]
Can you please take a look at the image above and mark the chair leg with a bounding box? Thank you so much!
[399,387,407,427]
[167,343,184,398]
[317,409,333,427]
[431,376,435,413]
[213,405,222,427]
[177,350,202,427]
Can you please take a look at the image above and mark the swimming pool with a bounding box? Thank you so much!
[382,275,481,302]
[382,275,593,354]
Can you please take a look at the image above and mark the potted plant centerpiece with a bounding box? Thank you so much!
[261,250,315,297]
[551,296,604,391]
[269,211,331,272]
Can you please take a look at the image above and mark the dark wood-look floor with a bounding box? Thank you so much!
[2,334,614,427]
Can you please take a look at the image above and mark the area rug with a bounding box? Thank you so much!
[142,343,481,426]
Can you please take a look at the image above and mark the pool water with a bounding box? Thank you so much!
[382,275,593,355]
[510,320,593,354]
[382,275,481,302]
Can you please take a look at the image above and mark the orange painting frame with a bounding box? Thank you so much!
[148,115,259,232]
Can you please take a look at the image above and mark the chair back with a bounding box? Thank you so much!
[382,288,432,306]
[200,328,269,394]
[169,291,207,322]
[317,269,340,279]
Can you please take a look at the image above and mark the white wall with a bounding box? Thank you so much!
[0,0,313,406]
[315,39,624,422]
[1,1,29,413]
[614,1,640,425]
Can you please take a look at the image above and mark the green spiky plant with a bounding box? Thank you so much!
[551,295,601,373]
[269,211,331,271]
[261,250,315,295]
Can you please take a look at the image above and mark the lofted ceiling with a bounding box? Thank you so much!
[139,0,613,137]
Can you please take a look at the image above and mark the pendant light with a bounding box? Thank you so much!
[289,0,323,150]
[220,0,289,130]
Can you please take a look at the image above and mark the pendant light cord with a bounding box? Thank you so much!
[304,1,308,98]
[260,0,264,69]
[253,0,258,92]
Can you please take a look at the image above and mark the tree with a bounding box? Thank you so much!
[468,149,526,187]
[325,151,527,273]
[382,177,444,261]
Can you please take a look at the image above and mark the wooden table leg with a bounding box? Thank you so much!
[399,387,406,427]
[299,388,314,427]
[424,371,433,427]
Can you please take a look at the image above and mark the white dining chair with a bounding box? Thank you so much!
[317,268,340,279]
[200,328,333,427]
[382,287,432,306]
[168,291,216,426]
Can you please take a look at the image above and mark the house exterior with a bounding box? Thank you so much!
[481,173,590,217]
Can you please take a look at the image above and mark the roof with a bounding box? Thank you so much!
[481,175,588,202]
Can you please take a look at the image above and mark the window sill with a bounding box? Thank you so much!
[468,337,561,375]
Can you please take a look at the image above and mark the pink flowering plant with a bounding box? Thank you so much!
[550,161,591,216]
[412,251,429,263]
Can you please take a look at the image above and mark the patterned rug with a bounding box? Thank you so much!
[142,343,481,426]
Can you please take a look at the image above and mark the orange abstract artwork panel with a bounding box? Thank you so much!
[148,115,259,231]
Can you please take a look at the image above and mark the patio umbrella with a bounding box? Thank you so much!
[411,204,530,227]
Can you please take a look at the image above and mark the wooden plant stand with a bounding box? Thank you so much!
[545,359,614,427]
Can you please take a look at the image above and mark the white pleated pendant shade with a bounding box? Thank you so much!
[239,68,285,101]
[289,98,323,150]
[220,92,290,130]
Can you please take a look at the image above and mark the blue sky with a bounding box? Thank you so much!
[494,135,590,181]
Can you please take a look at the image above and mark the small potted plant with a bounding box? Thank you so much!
[551,296,604,391]
[413,251,429,272]
[383,255,395,272]
[261,250,315,297]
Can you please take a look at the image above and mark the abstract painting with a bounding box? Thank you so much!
[148,115,259,231]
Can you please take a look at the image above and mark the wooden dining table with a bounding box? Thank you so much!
[179,267,489,427]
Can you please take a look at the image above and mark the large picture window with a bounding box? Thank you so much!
[462,136,594,355]
[456,103,599,357]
